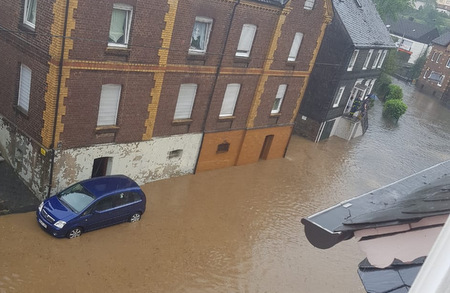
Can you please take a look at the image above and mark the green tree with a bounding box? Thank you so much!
[383,99,408,121]
[409,51,427,80]
[373,73,392,99]
[373,0,415,21]
[386,84,403,100]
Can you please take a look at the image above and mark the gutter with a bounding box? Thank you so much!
[47,0,70,198]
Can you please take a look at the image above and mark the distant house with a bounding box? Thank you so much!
[386,17,440,64]
[416,32,450,105]
[294,0,395,142]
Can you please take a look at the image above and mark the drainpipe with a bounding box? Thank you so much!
[47,0,70,198]
[193,0,240,173]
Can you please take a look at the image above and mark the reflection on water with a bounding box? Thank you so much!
[0,79,449,293]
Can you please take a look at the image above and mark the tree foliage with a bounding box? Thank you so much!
[373,73,392,98]
[373,0,415,21]
[383,99,408,121]
[386,84,403,100]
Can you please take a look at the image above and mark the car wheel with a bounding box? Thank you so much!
[67,227,82,239]
[130,212,141,222]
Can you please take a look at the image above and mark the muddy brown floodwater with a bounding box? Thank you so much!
[1,79,449,293]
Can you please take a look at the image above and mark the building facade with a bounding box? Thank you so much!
[0,0,332,198]
[416,32,450,105]
[294,0,395,142]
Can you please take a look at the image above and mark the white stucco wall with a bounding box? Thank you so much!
[52,133,203,193]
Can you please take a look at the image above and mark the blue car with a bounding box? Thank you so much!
[36,175,146,238]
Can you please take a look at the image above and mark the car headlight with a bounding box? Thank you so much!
[38,202,44,212]
[54,220,66,229]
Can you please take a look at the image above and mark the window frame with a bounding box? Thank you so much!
[108,3,133,48]
[97,84,122,126]
[435,52,442,63]
[431,51,438,61]
[304,0,315,10]
[332,86,345,108]
[438,75,445,87]
[189,16,213,55]
[219,83,241,117]
[17,64,32,113]
[23,0,37,29]
[362,49,373,70]
[271,84,287,114]
[287,32,304,62]
[235,24,257,58]
[371,50,382,69]
[347,49,359,71]
[174,84,198,120]
[423,67,430,79]
[377,50,388,68]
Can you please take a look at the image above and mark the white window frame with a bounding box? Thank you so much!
[446,57,450,68]
[18,64,32,113]
[367,79,376,95]
[287,32,304,62]
[362,49,373,70]
[424,68,430,79]
[97,84,122,126]
[435,52,442,63]
[431,51,438,61]
[377,50,388,68]
[23,0,37,28]
[189,17,213,54]
[304,0,315,10]
[347,49,359,71]
[236,24,257,58]
[438,75,445,87]
[174,84,197,120]
[332,86,345,108]
[108,3,133,48]
[271,84,287,114]
[371,50,382,69]
[220,84,241,117]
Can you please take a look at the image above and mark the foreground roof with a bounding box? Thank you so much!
[432,31,450,47]
[333,0,396,49]
[249,0,289,6]
[301,160,450,249]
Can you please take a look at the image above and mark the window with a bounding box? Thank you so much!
[362,49,373,70]
[97,84,121,126]
[18,64,32,112]
[304,0,315,10]
[23,0,37,28]
[367,79,376,95]
[220,84,240,117]
[446,57,450,68]
[435,52,442,63]
[287,32,304,61]
[174,84,197,120]
[438,75,445,87]
[217,142,230,153]
[271,84,287,114]
[108,4,133,47]
[332,86,345,108]
[189,17,213,54]
[431,51,438,61]
[377,50,388,68]
[371,50,382,69]
[347,49,359,71]
[236,24,257,57]
[423,67,430,79]
[168,149,182,159]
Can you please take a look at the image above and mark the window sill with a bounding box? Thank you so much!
[18,23,36,34]
[218,116,235,121]
[270,113,282,117]
[187,53,207,61]
[234,56,251,64]
[95,126,120,134]
[286,60,299,67]
[14,106,29,117]
[172,119,193,126]
[105,47,131,57]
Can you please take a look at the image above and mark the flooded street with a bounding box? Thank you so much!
[1,79,449,293]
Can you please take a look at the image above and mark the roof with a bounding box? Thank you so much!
[81,175,140,198]
[385,17,440,44]
[301,160,450,249]
[432,31,450,47]
[249,0,288,7]
[332,0,396,49]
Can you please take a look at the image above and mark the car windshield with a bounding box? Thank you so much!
[57,183,95,213]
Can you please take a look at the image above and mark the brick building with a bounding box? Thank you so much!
[416,32,450,106]
[294,0,395,142]
[0,0,332,198]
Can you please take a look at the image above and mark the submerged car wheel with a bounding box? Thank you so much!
[67,227,82,239]
[130,212,141,222]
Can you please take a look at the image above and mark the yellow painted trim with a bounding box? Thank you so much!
[41,0,77,148]
[142,0,179,140]
[289,0,333,124]
[246,6,289,128]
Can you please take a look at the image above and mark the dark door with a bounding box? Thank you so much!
[259,135,274,160]
[91,157,109,178]
[319,120,335,142]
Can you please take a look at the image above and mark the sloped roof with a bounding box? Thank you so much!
[385,17,440,44]
[333,0,396,49]
[432,31,450,46]
[249,0,288,6]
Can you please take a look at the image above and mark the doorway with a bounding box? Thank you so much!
[91,157,112,178]
[259,135,274,160]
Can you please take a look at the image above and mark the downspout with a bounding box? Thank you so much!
[193,0,240,173]
[47,0,70,198]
